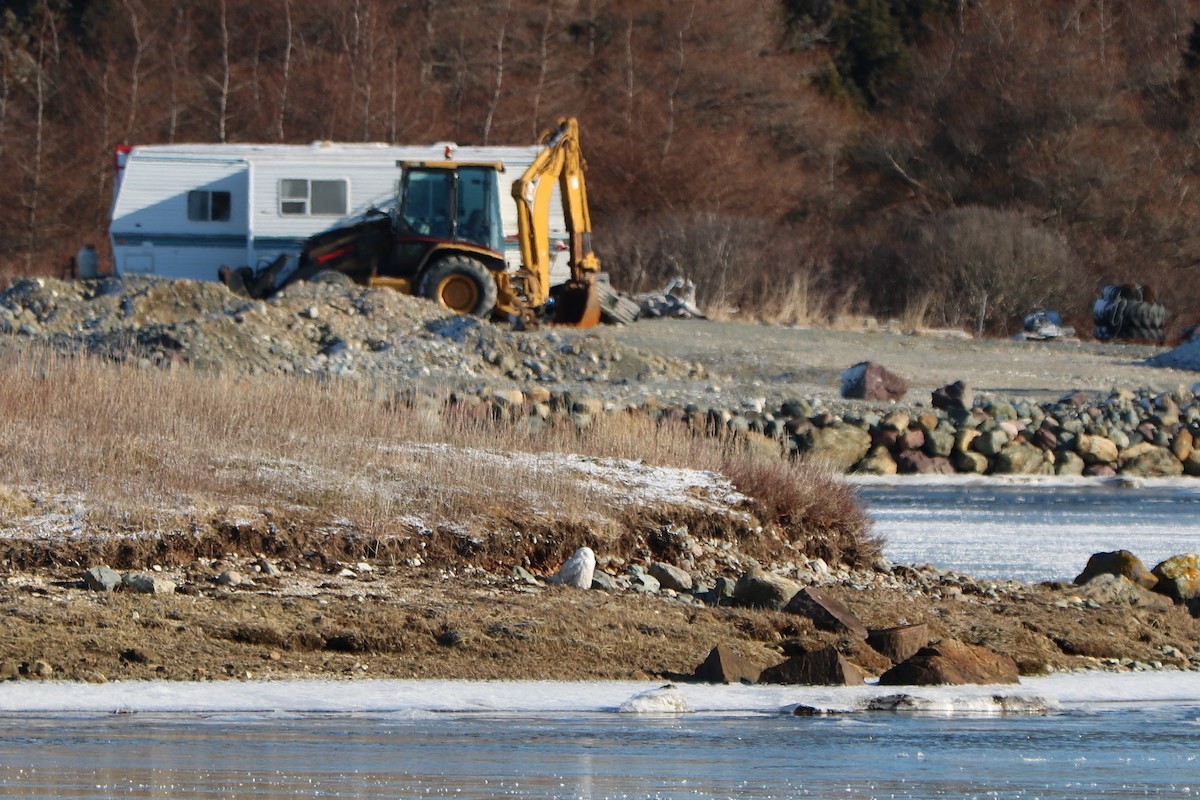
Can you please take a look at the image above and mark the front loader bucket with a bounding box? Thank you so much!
[552,281,602,327]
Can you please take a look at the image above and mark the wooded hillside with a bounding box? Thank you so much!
[4,0,1200,335]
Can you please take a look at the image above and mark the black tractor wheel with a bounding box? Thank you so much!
[418,256,497,317]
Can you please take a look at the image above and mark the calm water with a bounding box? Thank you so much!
[1,705,1198,799]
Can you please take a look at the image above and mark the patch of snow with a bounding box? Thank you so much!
[1,672,1196,716]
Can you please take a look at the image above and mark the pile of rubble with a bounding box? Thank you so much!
[0,276,703,391]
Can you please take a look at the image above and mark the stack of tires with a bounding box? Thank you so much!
[1092,284,1168,343]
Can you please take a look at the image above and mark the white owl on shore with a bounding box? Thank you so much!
[548,546,595,589]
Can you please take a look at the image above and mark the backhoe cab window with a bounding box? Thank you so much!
[400,171,452,238]
[399,167,503,252]
[455,167,503,252]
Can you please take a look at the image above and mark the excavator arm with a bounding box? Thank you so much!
[504,117,602,326]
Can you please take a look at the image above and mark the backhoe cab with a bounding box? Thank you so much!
[224,117,605,328]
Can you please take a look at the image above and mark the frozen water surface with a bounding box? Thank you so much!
[1,674,1199,799]
[3,481,1199,798]
[857,475,1200,582]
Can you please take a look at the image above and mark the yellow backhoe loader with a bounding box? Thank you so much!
[221,118,622,327]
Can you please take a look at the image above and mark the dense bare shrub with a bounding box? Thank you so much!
[870,207,1081,335]
[721,451,879,567]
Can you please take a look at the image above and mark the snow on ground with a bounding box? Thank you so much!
[1,672,1197,715]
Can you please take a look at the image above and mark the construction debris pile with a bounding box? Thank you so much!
[0,276,705,390]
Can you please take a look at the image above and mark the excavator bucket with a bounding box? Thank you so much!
[552,281,602,327]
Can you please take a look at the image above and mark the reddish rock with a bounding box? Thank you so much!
[867,623,930,664]
[1074,550,1157,590]
[782,587,868,639]
[841,362,908,402]
[693,644,762,684]
[759,646,865,686]
[878,638,1019,686]
[896,450,956,475]
[898,428,926,451]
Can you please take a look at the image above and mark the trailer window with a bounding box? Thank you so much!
[188,190,231,222]
[279,179,348,216]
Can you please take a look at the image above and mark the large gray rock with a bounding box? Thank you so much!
[693,644,762,684]
[1119,443,1184,477]
[123,572,177,595]
[798,425,872,471]
[1074,550,1157,589]
[878,638,1019,686]
[548,546,596,589]
[840,361,908,402]
[993,442,1054,475]
[1074,573,1172,608]
[649,562,693,592]
[84,565,122,592]
[733,569,802,610]
[782,587,868,639]
[759,646,865,686]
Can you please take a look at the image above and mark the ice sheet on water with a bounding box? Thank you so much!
[853,474,1200,582]
[1,671,1196,715]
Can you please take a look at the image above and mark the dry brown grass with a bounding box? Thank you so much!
[721,451,881,566]
[0,345,878,570]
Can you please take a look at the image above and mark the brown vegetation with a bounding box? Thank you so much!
[4,2,1200,333]
[0,346,877,572]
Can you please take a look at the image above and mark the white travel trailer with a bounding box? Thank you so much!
[109,141,566,284]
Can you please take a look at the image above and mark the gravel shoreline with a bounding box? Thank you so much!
[1,275,1198,685]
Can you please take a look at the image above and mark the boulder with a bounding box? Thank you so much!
[759,646,865,686]
[548,546,596,589]
[798,425,872,471]
[952,449,990,474]
[840,361,908,402]
[693,644,762,684]
[895,450,955,475]
[733,569,802,611]
[649,562,693,592]
[867,623,930,663]
[877,638,1019,686]
[1074,550,1157,589]
[931,380,973,411]
[971,428,1011,457]
[858,446,898,475]
[1073,574,1172,608]
[1151,553,1200,603]
[1119,443,1183,477]
[123,572,177,595]
[993,442,1054,475]
[923,428,956,458]
[782,587,868,639]
[1076,434,1119,465]
[84,565,122,592]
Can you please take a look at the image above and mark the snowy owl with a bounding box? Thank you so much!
[548,546,595,589]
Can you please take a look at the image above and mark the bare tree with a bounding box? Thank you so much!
[277,0,292,141]
[215,0,230,142]
[481,0,512,145]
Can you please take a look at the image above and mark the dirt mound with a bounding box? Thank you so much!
[0,275,700,390]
